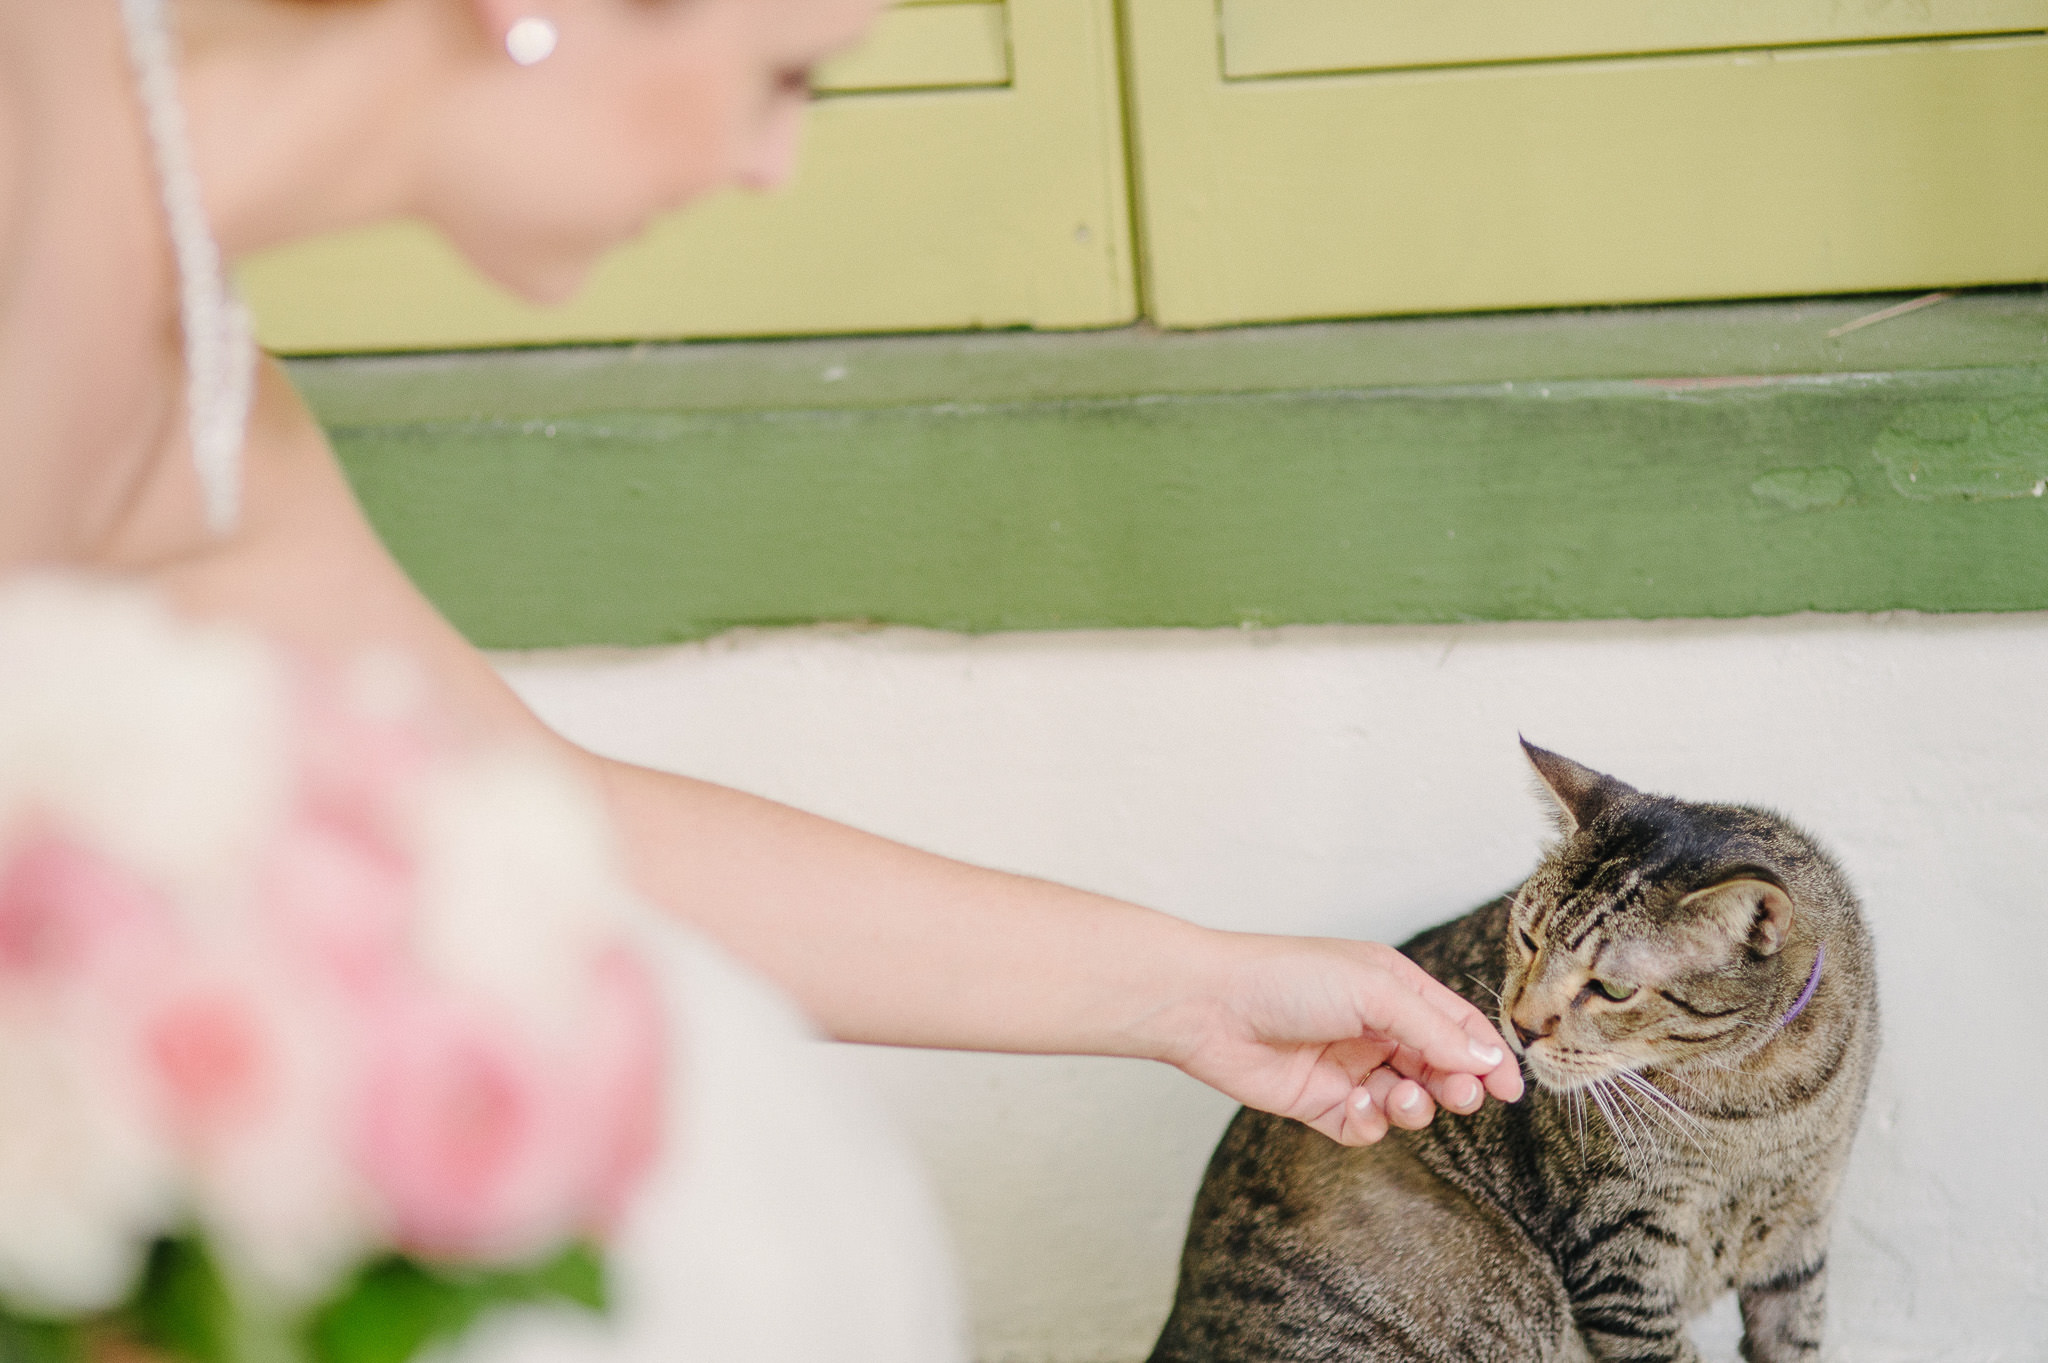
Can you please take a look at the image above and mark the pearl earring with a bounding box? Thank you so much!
[505,16,558,66]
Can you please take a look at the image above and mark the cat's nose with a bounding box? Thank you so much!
[1510,1012,1557,1049]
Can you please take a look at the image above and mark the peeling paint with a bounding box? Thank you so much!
[1750,466,1857,512]
[1872,404,2048,502]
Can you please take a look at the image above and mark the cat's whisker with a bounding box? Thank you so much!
[1676,1047,1749,1077]
[1583,1080,1620,1156]
[1614,1066,1701,1124]
[1587,1079,1646,1174]
[1613,1069,1708,1151]
[1601,1077,1659,1165]
[1462,973,1505,1008]
[1609,1080,1663,1170]
[1661,1069,1711,1101]
[1654,1068,1730,1117]
[1613,1072,1679,1137]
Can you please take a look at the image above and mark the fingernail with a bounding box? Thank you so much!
[1397,1086,1424,1112]
[1470,1040,1504,1067]
[1352,1090,1373,1111]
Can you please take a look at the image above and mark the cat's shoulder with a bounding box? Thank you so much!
[1398,895,1512,1002]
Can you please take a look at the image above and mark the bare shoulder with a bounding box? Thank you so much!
[153,355,544,740]
[247,352,344,466]
[164,355,381,580]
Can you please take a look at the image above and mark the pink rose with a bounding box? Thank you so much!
[146,988,268,1137]
[0,831,173,1001]
[0,831,180,1312]
[357,955,661,1266]
[265,673,436,996]
[138,952,377,1297]
[263,811,414,999]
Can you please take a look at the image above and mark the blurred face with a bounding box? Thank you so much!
[426,0,887,301]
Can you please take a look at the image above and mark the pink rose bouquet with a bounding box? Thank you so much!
[0,578,665,1363]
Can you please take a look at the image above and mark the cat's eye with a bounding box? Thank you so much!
[1592,978,1637,1003]
[1516,927,1538,955]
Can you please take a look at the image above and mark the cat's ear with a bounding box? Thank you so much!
[1678,874,1794,958]
[1520,738,1637,835]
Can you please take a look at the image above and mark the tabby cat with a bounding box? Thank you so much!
[1150,742,1878,1363]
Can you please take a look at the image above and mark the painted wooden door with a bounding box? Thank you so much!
[243,0,1135,352]
[1125,0,2048,326]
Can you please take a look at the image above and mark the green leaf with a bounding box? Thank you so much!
[125,1237,238,1363]
[515,1243,605,1314]
[0,1309,84,1363]
[304,1244,608,1363]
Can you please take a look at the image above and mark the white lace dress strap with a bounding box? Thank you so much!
[119,0,257,536]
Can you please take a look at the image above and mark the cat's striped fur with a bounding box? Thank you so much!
[1150,744,1878,1363]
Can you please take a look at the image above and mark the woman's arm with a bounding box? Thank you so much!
[148,362,1520,1144]
[599,757,1522,1132]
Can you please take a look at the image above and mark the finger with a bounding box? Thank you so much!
[1306,1067,1393,1146]
[1385,1041,1431,1079]
[1361,1065,1402,1116]
[1321,1035,1400,1085]
[1372,956,1524,1104]
[1386,1077,1435,1129]
[1367,1068,1435,1130]
[1354,964,1510,1082]
[1337,1084,1390,1146]
[1484,1046,1526,1103]
[1439,1020,1522,1104]
[1433,1071,1486,1114]
[1433,1015,1531,1096]
[1381,1047,1484,1115]
[1374,945,1500,1031]
[1447,1018,1525,1103]
[1376,950,1529,1102]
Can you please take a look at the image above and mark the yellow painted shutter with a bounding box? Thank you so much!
[242,0,1134,352]
[1219,0,2048,77]
[1125,0,2048,326]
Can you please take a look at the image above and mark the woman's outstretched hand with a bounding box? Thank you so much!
[1160,934,1524,1147]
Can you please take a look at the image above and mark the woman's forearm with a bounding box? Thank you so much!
[593,755,1219,1058]
[591,753,1525,1145]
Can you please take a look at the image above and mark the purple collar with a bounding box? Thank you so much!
[1777,945,1825,1027]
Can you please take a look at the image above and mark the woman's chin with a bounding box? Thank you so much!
[491,258,596,308]
[457,237,604,308]
[454,206,675,308]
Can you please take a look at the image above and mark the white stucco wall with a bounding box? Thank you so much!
[497,613,2048,1363]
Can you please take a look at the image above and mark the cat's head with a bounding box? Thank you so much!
[1499,740,1844,1093]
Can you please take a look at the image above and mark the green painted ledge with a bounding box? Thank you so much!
[290,291,2048,649]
